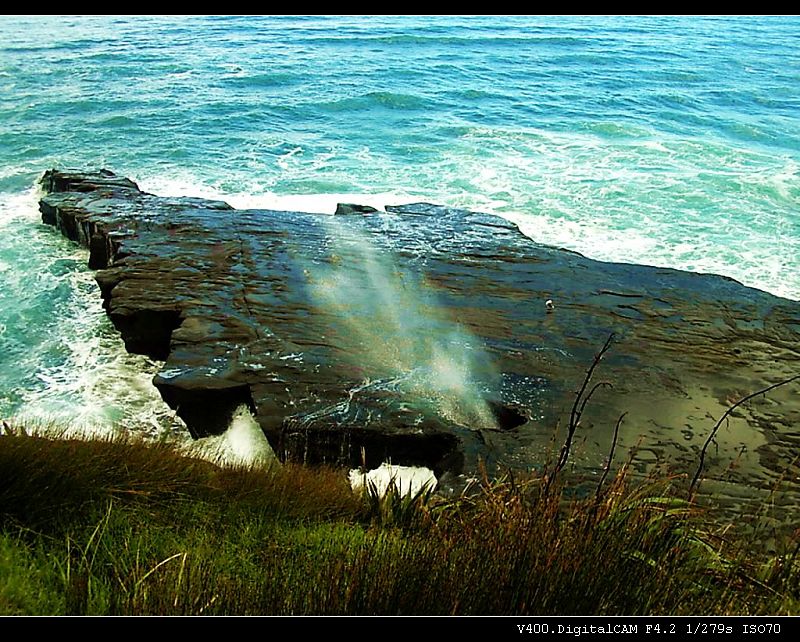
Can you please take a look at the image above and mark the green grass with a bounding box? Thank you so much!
[0,432,797,615]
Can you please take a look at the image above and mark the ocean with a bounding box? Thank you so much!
[1,15,798,437]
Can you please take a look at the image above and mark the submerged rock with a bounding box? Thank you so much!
[39,169,800,491]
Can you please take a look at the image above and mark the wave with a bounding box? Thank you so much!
[0,190,185,436]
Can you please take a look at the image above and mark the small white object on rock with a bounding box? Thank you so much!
[545,299,555,311]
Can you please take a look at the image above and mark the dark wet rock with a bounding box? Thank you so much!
[39,169,800,488]
[40,168,139,196]
[334,203,378,216]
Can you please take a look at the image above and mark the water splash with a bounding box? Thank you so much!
[307,221,499,429]
[186,404,276,468]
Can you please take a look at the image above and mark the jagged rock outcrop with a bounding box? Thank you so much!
[334,203,379,216]
[39,169,800,489]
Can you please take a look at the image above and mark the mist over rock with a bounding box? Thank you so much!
[39,169,800,489]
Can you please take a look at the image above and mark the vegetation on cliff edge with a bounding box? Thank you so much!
[0,431,797,616]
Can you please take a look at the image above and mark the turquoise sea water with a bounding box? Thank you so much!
[1,15,799,432]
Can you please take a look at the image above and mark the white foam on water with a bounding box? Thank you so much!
[137,174,419,216]
[0,188,188,438]
[431,126,800,301]
[349,462,437,497]
[0,187,42,225]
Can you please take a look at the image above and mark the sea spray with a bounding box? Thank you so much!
[187,404,276,468]
[306,219,499,430]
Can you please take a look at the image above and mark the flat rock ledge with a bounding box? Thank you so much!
[39,169,800,487]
